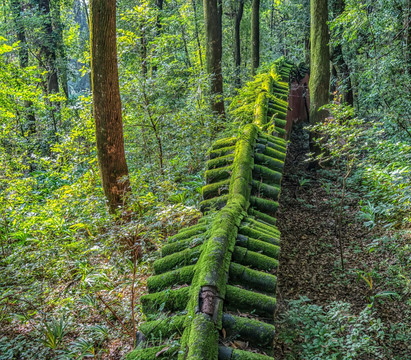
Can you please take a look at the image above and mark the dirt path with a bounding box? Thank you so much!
[273,124,410,359]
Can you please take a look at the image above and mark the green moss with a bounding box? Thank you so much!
[147,265,195,292]
[236,234,280,258]
[245,217,280,235]
[239,226,280,246]
[209,145,236,159]
[254,92,269,128]
[255,143,286,162]
[205,165,233,184]
[200,195,229,213]
[185,313,219,359]
[249,196,279,216]
[222,313,275,347]
[225,285,276,317]
[256,137,287,154]
[273,117,287,129]
[169,224,207,243]
[254,153,284,172]
[126,345,179,360]
[248,208,277,225]
[141,287,190,314]
[202,179,231,200]
[268,101,288,112]
[232,246,279,271]
[153,246,202,274]
[206,154,235,170]
[162,235,205,257]
[218,346,274,360]
[229,262,277,294]
[251,180,280,201]
[140,315,186,338]
[253,164,282,186]
[259,132,287,148]
[211,137,238,150]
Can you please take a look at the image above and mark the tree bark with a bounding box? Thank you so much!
[52,0,69,98]
[37,0,59,95]
[203,0,225,117]
[234,0,244,87]
[251,0,260,75]
[11,0,36,134]
[309,0,330,124]
[90,0,131,212]
[191,0,203,68]
[331,0,353,105]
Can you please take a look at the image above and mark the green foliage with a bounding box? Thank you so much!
[278,297,411,360]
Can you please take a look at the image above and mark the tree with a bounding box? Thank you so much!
[11,0,36,135]
[251,0,260,75]
[203,0,225,117]
[331,0,353,105]
[90,0,131,212]
[36,0,59,95]
[309,0,330,124]
[234,0,244,87]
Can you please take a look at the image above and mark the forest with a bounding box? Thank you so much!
[0,0,410,359]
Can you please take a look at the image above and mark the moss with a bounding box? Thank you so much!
[147,265,195,292]
[254,143,285,162]
[218,346,274,360]
[153,246,202,274]
[202,179,231,200]
[273,117,287,129]
[239,226,280,246]
[245,217,280,235]
[206,154,235,170]
[205,166,233,184]
[200,195,229,213]
[236,234,280,258]
[249,196,279,216]
[253,164,282,186]
[268,108,287,120]
[254,153,284,172]
[276,127,286,138]
[169,224,207,243]
[256,137,286,155]
[211,137,238,150]
[140,315,186,338]
[254,92,269,128]
[232,246,279,271]
[162,235,205,257]
[225,285,276,317]
[248,208,277,225]
[141,286,190,314]
[209,145,236,159]
[268,101,288,113]
[126,345,179,360]
[229,262,277,294]
[259,132,287,148]
[251,180,280,201]
[222,313,275,347]
[185,313,219,359]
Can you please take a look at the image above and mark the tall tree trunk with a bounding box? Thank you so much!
[331,0,353,105]
[52,0,69,98]
[90,0,131,213]
[37,0,59,95]
[191,0,203,68]
[203,0,225,117]
[309,0,330,124]
[234,0,244,87]
[11,0,36,134]
[251,0,260,75]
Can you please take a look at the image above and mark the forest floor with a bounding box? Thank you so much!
[273,123,410,359]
